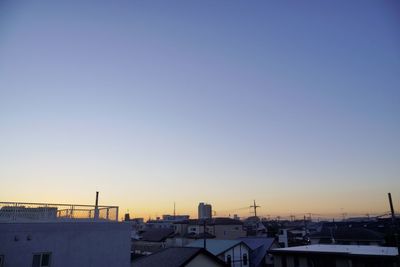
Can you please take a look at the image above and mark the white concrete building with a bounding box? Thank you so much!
[0,202,131,267]
[198,203,212,219]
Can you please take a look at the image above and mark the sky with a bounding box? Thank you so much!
[0,1,399,220]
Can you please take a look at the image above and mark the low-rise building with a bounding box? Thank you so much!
[0,201,130,267]
[238,237,279,267]
[270,244,399,267]
[174,217,246,244]
[309,225,385,246]
[132,228,176,255]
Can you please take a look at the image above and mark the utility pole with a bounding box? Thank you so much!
[173,202,176,220]
[250,200,260,217]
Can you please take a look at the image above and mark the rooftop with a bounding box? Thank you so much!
[131,247,226,267]
[187,239,247,256]
[270,244,399,257]
[238,237,276,251]
[138,228,175,242]
[310,226,385,241]
[0,202,119,222]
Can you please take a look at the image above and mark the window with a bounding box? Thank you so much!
[32,253,51,267]
[226,255,232,266]
[243,253,248,265]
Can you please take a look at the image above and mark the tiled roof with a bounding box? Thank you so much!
[140,228,175,242]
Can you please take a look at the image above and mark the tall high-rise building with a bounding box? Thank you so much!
[198,202,212,219]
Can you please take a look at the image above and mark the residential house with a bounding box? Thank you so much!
[132,228,176,255]
[145,215,190,229]
[187,239,251,267]
[278,228,309,247]
[131,247,227,267]
[174,218,246,246]
[238,237,279,267]
[0,202,130,267]
[243,216,267,237]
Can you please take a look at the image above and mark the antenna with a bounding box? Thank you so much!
[388,192,400,262]
[250,200,260,217]
[173,202,176,219]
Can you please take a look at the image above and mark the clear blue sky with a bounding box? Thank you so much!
[1,0,399,218]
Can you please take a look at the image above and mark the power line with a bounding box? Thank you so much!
[250,200,260,217]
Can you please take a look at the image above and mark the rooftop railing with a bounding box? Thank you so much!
[0,202,119,222]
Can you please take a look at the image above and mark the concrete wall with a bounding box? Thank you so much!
[0,221,130,267]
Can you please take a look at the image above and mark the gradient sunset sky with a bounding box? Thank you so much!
[0,1,399,219]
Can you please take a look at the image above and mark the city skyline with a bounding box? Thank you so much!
[1,1,399,219]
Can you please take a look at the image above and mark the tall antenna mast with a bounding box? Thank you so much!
[173,202,176,219]
[250,200,260,217]
[94,191,99,220]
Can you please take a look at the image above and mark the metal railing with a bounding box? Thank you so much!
[0,202,119,222]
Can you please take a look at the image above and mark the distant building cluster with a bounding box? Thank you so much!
[1,198,399,267]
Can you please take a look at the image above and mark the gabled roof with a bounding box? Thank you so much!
[131,247,227,267]
[238,237,276,251]
[238,237,277,267]
[187,239,249,256]
[139,228,175,242]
